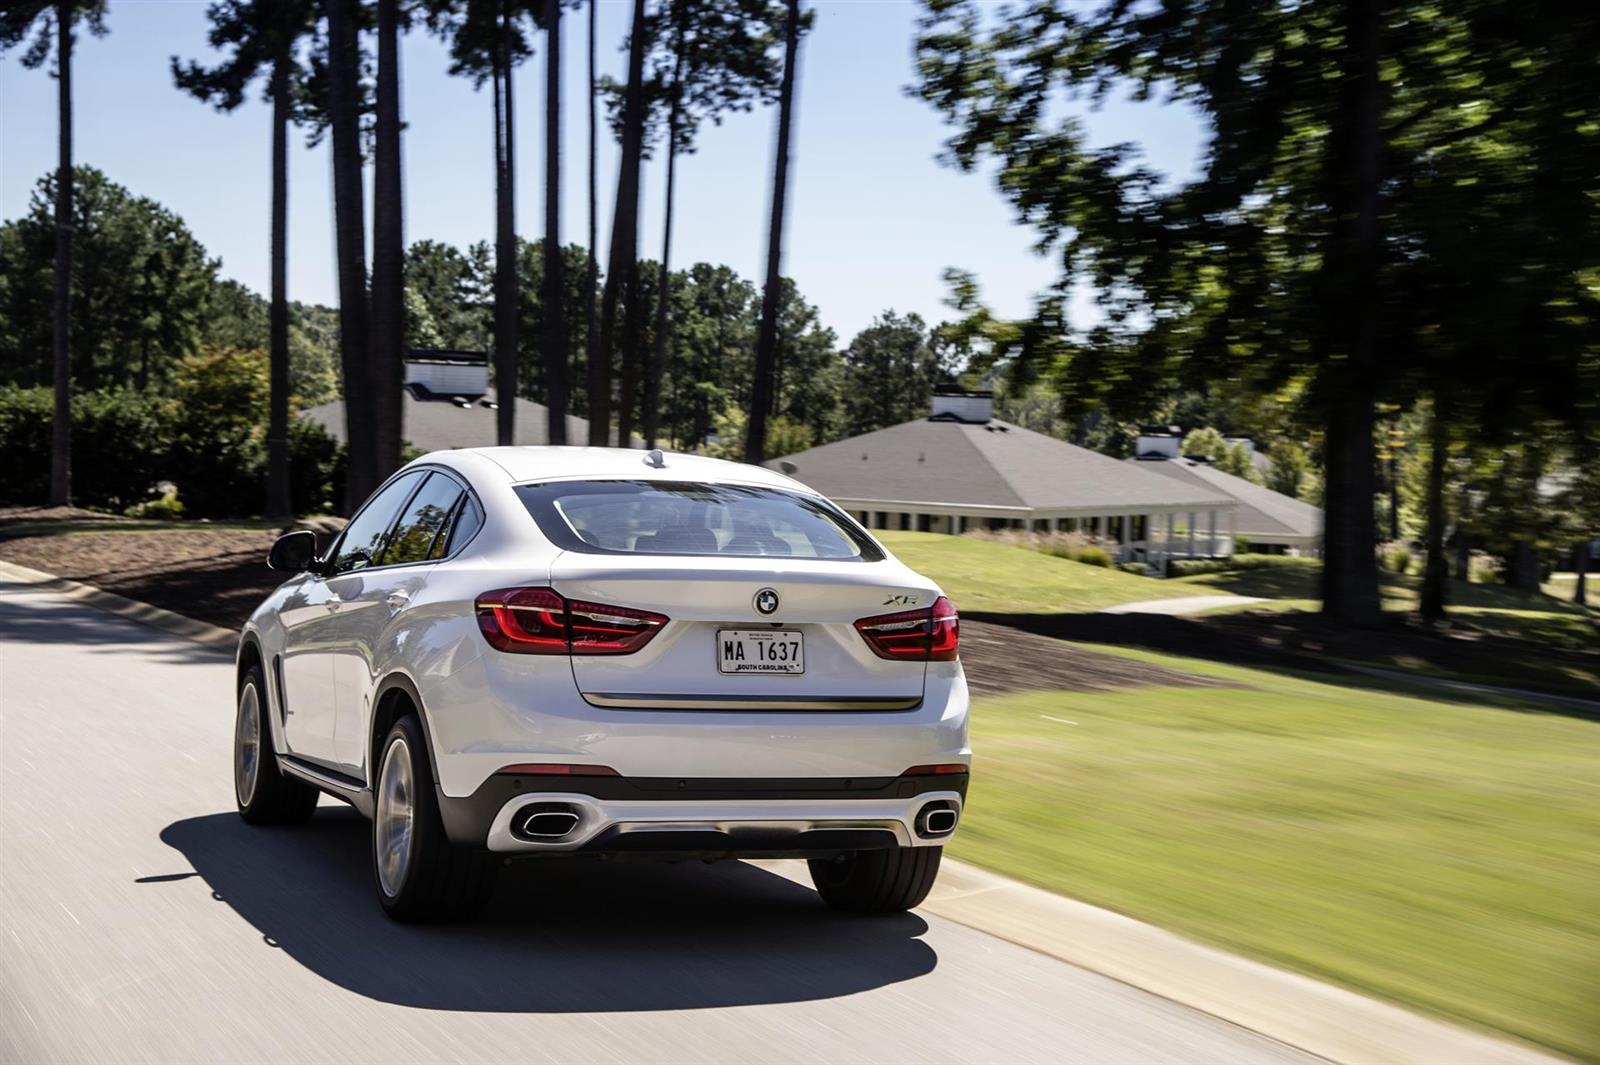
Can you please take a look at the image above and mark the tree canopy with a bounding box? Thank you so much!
[0,167,218,391]
[914,0,1600,618]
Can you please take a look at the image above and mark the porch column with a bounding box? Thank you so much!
[1207,509,1218,556]
[1228,506,1238,556]
[1187,511,1197,558]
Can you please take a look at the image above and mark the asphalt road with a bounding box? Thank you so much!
[0,577,1318,1065]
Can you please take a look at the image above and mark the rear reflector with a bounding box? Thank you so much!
[903,763,968,776]
[855,595,959,662]
[476,587,668,656]
[495,763,621,777]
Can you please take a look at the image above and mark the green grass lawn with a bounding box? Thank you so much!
[876,530,1226,614]
[951,655,1600,1060]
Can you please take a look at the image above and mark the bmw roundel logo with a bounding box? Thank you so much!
[754,588,780,616]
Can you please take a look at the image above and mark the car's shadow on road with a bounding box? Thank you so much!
[154,808,937,1012]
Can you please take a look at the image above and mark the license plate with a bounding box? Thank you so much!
[718,629,805,674]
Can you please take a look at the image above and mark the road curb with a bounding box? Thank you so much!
[753,858,1568,1065]
[2,561,1571,1065]
[0,559,237,654]
[918,861,1567,1065]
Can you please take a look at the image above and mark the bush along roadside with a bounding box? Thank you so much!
[0,348,344,518]
[1167,553,1323,577]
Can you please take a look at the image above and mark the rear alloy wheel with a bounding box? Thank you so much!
[372,714,496,922]
[808,845,943,913]
[234,665,318,825]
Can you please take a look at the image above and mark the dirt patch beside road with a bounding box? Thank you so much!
[0,530,286,631]
[970,608,1600,711]
[960,620,1233,696]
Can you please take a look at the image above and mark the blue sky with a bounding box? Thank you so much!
[0,0,1205,342]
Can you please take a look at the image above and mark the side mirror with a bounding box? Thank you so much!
[268,530,318,573]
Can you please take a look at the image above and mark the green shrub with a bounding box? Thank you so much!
[124,483,185,519]
[0,385,52,503]
[289,418,344,516]
[1117,561,1151,576]
[0,352,345,518]
[1380,542,1413,574]
[1468,551,1503,584]
[0,385,171,511]
[1074,546,1112,568]
[1168,553,1320,577]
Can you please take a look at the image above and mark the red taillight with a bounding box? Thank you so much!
[495,763,620,776]
[928,596,959,661]
[567,598,670,655]
[476,587,568,654]
[475,587,668,656]
[854,595,959,662]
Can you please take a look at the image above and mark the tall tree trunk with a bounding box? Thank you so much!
[542,0,567,444]
[371,0,405,478]
[1419,402,1448,621]
[1318,0,1383,624]
[643,33,685,450]
[266,52,293,520]
[746,0,802,465]
[325,0,374,511]
[493,10,519,446]
[1574,541,1588,606]
[1509,539,1540,591]
[48,1,72,507]
[583,0,599,431]
[594,0,648,446]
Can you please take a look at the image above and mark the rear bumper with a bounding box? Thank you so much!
[438,771,968,854]
[417,653,971,799]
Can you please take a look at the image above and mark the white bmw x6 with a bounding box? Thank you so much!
[235,446,969,921]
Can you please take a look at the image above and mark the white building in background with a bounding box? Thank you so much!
[770,388,1239,567]
[1130,455,1324,556]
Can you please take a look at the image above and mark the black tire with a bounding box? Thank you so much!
[372,714,497,922]
[234,665,319,825]
[808,845,943,913]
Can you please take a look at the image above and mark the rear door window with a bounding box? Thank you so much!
[438,495,484,557]
[515,480,882,561]
[383,472,464,566]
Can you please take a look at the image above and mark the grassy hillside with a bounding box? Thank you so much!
[953,653,1600,1061]
[875,530,1228,614]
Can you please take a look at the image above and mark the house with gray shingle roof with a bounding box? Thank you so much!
[769,389,1240,565]
[300,350,628,452]
[1130,455,1323,555]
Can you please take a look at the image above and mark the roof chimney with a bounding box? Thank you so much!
[929,385,993,424]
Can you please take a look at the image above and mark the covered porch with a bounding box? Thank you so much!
[840,501,1239,566]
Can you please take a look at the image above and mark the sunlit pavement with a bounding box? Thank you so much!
[0,578,1314,1064]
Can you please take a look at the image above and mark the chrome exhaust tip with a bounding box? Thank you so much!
[917,803,958,838]
[516,805,581,839]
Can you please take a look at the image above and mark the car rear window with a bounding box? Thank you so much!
[515,480,883,561]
